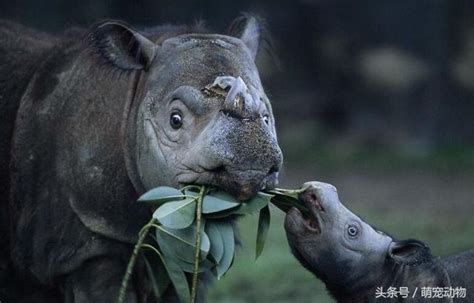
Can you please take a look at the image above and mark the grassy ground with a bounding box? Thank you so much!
[208,157,474,302]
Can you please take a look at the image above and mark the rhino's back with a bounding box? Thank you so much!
[0,21,85,215]
[0,20,58,298]
[0,20,55,138]
[7,19,152,283]
[442,250,474,291]
[0,21,55,197]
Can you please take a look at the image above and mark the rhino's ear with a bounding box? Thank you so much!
[228,15,261,60]
[388,239,433,266]
[90,20,157,71]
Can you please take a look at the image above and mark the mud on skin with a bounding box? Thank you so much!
[0,15,282,302]
[285,181,474,303]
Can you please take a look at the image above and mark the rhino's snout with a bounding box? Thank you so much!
[211,153,281,201]
[191,112,282,200]
[299,182,340,214]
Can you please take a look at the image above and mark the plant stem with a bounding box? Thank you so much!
[117,218,157,303]
[190,186,205,303]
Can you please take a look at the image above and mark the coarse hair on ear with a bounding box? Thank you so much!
[388,239,433,266]
[89,20,157,71]
[228,14,263,61]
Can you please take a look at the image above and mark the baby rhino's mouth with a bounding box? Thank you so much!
[301,191,325,234]
[285,191,325,236]
[303,213,321,234]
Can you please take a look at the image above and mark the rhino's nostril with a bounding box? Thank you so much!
[268,164,279,175]
[221,109,243,120]
[209,165,226,174]
[308,193,324,212]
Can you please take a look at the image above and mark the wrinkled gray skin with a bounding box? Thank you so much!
[0,16,282,303]
[285,182,473,303]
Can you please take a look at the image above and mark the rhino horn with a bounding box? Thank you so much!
[211,76,260,119]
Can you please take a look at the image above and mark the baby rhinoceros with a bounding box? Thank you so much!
[285,181,473,303]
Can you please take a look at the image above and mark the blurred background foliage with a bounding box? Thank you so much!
[1,0,472,302]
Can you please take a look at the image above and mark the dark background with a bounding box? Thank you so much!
[1,1,473,302]
[1,0,473,156]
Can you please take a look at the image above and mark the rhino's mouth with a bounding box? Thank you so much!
[212,167,279,200]
[303,189,326,234]
[303,213,321,234]
[175,164,278,201]
[286,194,324,235]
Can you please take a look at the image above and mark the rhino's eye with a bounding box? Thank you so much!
[170,112,183,129]
[347,225,359,238]
[262,114,269,125]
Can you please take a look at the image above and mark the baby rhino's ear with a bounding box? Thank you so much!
[90,20,157,70]
[388,239,433,266]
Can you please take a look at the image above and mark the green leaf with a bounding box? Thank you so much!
[267,189,298,199]
[203,192,273,218]
[143,251,170,299]
[208,191,240,203]
[256,205,271,260]
[213,221,235,279]
[234,192,273,215]
[205,222,225,264]
[156,224,210,264]
[138,186,185,208]
[157,251,190,303]
[201,192,241,218]
[270,193,310,214]
[174,257,215,273]
[203,208,239,219]
[153,198,196,229]
[266,186,309,199]
[143,243,190,303]
[269,194,296,212]
[202,194,240,214]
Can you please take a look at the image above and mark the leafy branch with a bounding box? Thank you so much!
[117,218,157,303]
[190,186,205,303]
[117,185,307,303]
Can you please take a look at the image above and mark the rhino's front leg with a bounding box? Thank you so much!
[63,257,138,303]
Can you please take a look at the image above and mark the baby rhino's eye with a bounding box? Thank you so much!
[347,225,359,238]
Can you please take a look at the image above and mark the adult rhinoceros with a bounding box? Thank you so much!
[0,16,282,302]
